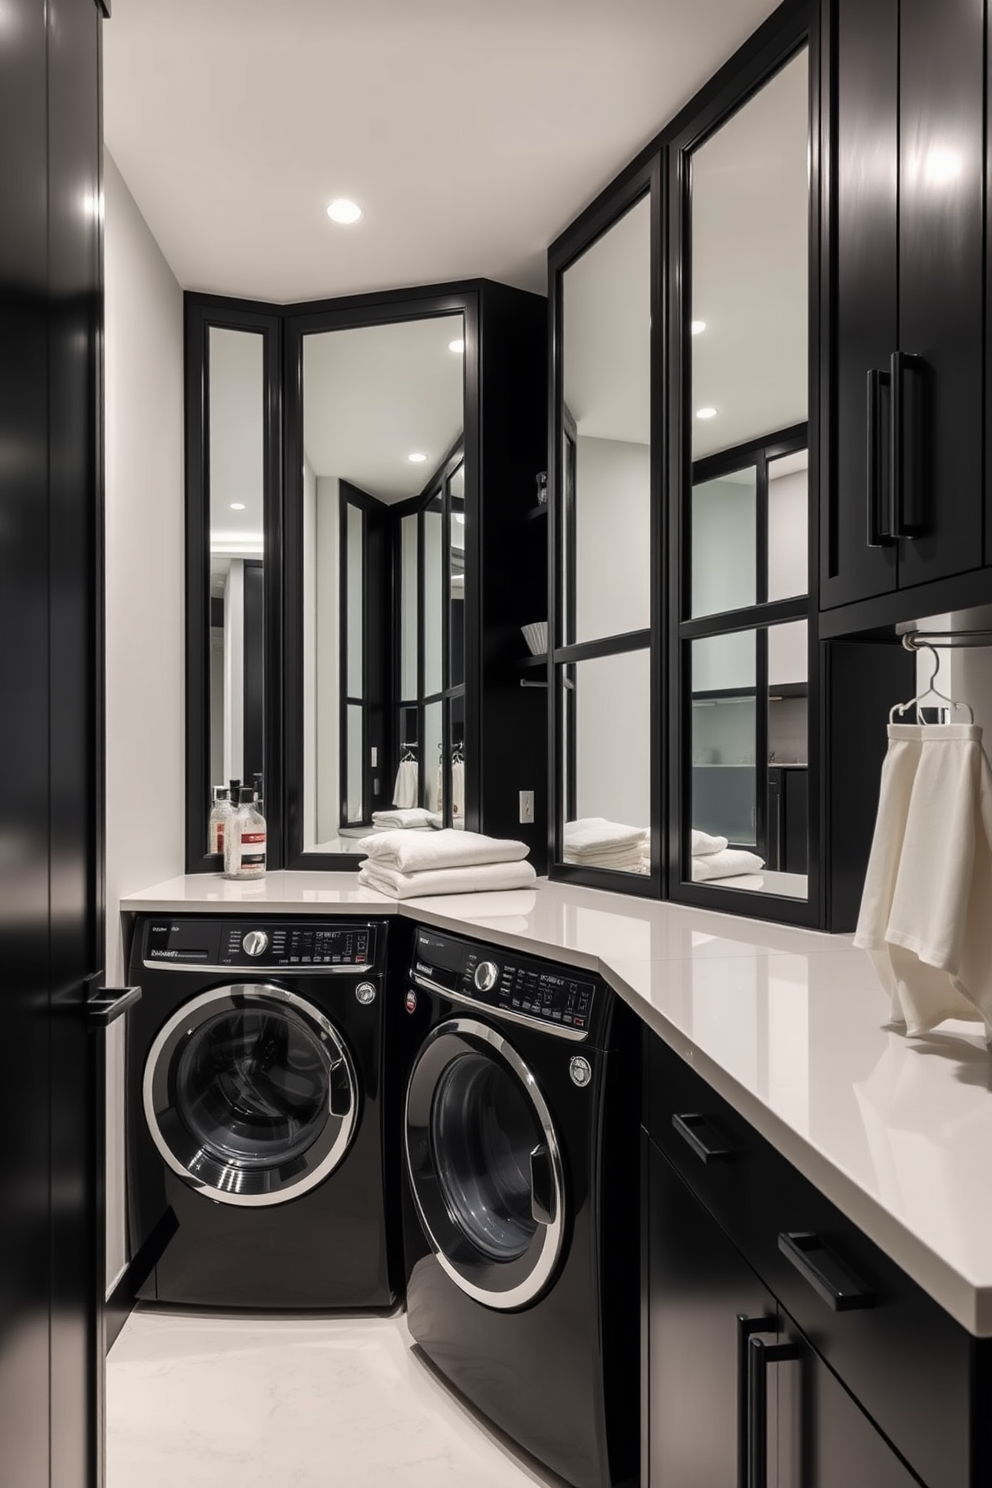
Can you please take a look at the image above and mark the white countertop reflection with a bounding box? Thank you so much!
[121,873,992,1334]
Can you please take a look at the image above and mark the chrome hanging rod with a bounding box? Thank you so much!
[896,626,992,651]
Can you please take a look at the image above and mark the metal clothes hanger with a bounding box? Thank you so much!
[889,638,975,724]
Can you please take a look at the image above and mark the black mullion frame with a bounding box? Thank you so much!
[667,0,819,927]
[548,153,662,899]
[680,596,808,641]
[184,294,283,873]
[282,286,478,869]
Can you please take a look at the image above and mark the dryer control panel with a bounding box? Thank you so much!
[142,918,381,973]
[411,928,602,1039]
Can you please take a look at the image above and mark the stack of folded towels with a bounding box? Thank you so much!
[691,830,764,881]
[357,828,537,900]
[368,808,441,831]
[563,818,649,873]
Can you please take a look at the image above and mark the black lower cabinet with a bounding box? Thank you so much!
[643,1133,919,1488]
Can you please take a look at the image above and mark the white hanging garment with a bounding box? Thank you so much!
[392,759,418,809]
[854,724,992,1038]
[451,759,465,819]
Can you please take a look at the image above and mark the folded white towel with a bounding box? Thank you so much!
[564,846,645,870]
[564,817,649,855]
[357,859,537,900]
[691,848,765,881]
[371,808,436,830]
[691,830,729,857]
[358,826,529,874]
[854,723,992,1038]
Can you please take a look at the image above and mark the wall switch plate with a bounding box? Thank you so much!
[519,790,535,824]
[370,747,378,766]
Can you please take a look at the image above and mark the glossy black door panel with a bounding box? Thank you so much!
[823,0,898,609]
[0,1,52,1483]
[896,0,984,589]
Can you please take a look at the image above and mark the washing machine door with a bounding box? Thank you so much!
[405,1016,566,1309]
[143,983,359,1206]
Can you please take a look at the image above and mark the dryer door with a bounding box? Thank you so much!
[143,983,358,1206]
[405,1016,566,1309]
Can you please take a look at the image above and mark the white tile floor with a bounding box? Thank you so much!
[107,1308,569,1488]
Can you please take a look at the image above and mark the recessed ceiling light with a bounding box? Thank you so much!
[691,320,706,335]
[230,502,246,510]
[408,452,428,463]
[696,407,718,420]
[448,338,465,354]
[326,198,362,225]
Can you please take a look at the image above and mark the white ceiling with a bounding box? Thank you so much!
[103,0,783,303]
[303,315,464,499]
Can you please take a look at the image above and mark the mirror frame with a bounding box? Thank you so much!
[281,286,480,870]
[667,1,821,926]
[547,159,664,899]
[184,294,284,873]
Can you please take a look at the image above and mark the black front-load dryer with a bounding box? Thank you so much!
[127,914,398,1310]
[400,926,638,1488]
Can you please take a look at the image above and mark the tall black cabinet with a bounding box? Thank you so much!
[0,1,105,1485]
[822,0,985,611]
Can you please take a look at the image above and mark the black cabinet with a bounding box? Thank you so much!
[822,0,985,612]
[644,1135,919,1488]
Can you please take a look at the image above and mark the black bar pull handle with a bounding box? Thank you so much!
[866,366,893,547]
[778,1231,876,1311]
[86,982,142,1028]
[736,1314,776,1488]
[890,350,926,538]
[671,1111,735,1164]
[749,1336,799,1487]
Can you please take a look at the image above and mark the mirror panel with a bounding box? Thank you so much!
[767,450,809,602]
[562,648,651,875]
[301,314,463,850]
[449,463,465,689]
[691,467,757,618]
[207,327,265,811]
[424,700,443,815]
[562,195,652,646]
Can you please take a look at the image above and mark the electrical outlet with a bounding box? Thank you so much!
[519,790,535,824]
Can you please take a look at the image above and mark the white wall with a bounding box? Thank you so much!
[575,436,651,641]
[692,475,756,615]
[104,154,185,1292]
[767,465,808,601]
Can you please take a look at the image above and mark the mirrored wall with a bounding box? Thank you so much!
[678,41,811,904]
[553,182,656,886]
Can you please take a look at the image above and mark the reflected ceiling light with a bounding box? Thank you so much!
[408,452,428,463]
[326,198,362,224]
[691,320,706,335]
[448,338,465,354]
[924,148,963,185]
[454,513,465,524]
[230,502,246,510]
[696,407,718,420]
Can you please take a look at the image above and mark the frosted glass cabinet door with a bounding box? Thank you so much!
[561,195,652,645]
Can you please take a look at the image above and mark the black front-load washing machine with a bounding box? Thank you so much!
[400,925,639,1488]
[127,913,398,1310]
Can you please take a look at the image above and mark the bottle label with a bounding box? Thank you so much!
[209,822,225,853]
[239,830,266,867]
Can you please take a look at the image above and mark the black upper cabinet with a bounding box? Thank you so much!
[822,0,985,611]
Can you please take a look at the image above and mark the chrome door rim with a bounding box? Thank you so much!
[143,982,358,1207]
[404,1015,566,1309]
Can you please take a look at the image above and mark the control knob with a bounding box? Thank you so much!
[242,930,269,958]
[474,960,499,992]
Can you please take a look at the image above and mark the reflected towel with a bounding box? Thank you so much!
[691,830,729,857]
[358,826,529,873]
[854,724,992,1037]
[358,859,537,900]
[371,807,435,830]
[691,848,765,881]
[564,817,649,855]
[391,760,418,810]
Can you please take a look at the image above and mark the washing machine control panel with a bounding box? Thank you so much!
[412,929,598,1036]
[143,919,380,972]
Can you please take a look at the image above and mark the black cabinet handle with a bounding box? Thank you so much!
[866,366,893,547]
[736,1314,776,1488]
[529,1144,556,1225]
[778,1231,875,1311]
[748,1336,799,1487]
[890,350,925,538]
[86,983,142,1028]
[671,1111,735,1164]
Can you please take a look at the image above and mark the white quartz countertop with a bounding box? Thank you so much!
[121,872,992,1335]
